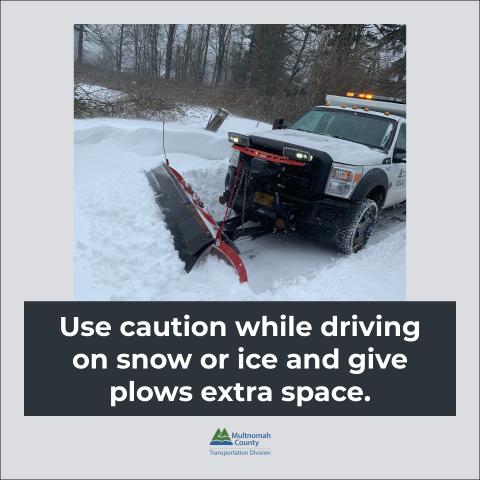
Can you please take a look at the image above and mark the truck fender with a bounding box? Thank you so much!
[350,168,389,206]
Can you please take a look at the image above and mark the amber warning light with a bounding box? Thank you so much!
[346,92,375,100]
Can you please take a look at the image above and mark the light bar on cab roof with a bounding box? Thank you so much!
[345,91,405,104]
[346,91,375,100]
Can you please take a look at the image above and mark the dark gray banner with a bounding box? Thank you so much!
[24,301,455,416]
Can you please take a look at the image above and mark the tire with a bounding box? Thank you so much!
[336,199,378,254]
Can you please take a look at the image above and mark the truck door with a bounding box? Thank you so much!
[385,123,406,206]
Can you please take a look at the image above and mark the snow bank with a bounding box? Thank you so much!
[75,108,405,301]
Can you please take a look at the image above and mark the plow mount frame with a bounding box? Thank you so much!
[219,215,270,242]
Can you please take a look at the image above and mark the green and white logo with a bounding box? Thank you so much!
[209,427,272,456]
[210,428,233,446]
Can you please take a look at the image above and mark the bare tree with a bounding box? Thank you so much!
[201,24,211,83]
[75,23,406,121]
[211,25,231,86]
[117,24,124,72]
[286,24,313,88]
[148,24,160,75]
[88,25,126,72]
[165,25,177,79]
[75,24,85,64]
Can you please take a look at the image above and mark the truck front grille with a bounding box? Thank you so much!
[248,138,331,197]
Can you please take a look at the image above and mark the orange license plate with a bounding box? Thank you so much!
[254,191,274,207]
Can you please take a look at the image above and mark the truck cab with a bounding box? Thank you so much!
[221,92,406,254]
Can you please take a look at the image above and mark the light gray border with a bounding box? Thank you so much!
[1,1,479,478]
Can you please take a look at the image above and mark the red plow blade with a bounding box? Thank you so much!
[146,163,248,283]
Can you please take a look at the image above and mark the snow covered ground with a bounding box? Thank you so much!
[75,107,405,300]
[75,83,127,102]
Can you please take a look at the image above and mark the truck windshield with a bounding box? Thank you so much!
[289,108,396,150]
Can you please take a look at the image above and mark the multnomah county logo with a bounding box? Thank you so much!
[210,428,233,445]
[209,427,272,456]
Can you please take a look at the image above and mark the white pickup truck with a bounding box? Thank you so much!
[222,92,406,254]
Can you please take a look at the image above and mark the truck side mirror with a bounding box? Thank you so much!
[393,148,406,163]
[272,118,285,130]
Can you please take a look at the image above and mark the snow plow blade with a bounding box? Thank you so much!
[146,163,248,283]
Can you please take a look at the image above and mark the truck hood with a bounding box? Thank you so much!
[250,128,387,166]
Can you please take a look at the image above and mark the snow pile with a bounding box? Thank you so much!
[75,109,405,300]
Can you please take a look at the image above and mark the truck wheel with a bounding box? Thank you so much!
[336,199,378,254]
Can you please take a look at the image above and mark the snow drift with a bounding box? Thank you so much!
[75,108,405,300]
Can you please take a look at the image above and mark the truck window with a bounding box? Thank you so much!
[290,108,396,150]
[395,123,406,153]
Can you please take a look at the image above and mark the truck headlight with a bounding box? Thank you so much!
[283,146,313,162]
[228,132,249,146]
[324,164,363,199]
[229,149,240,167]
